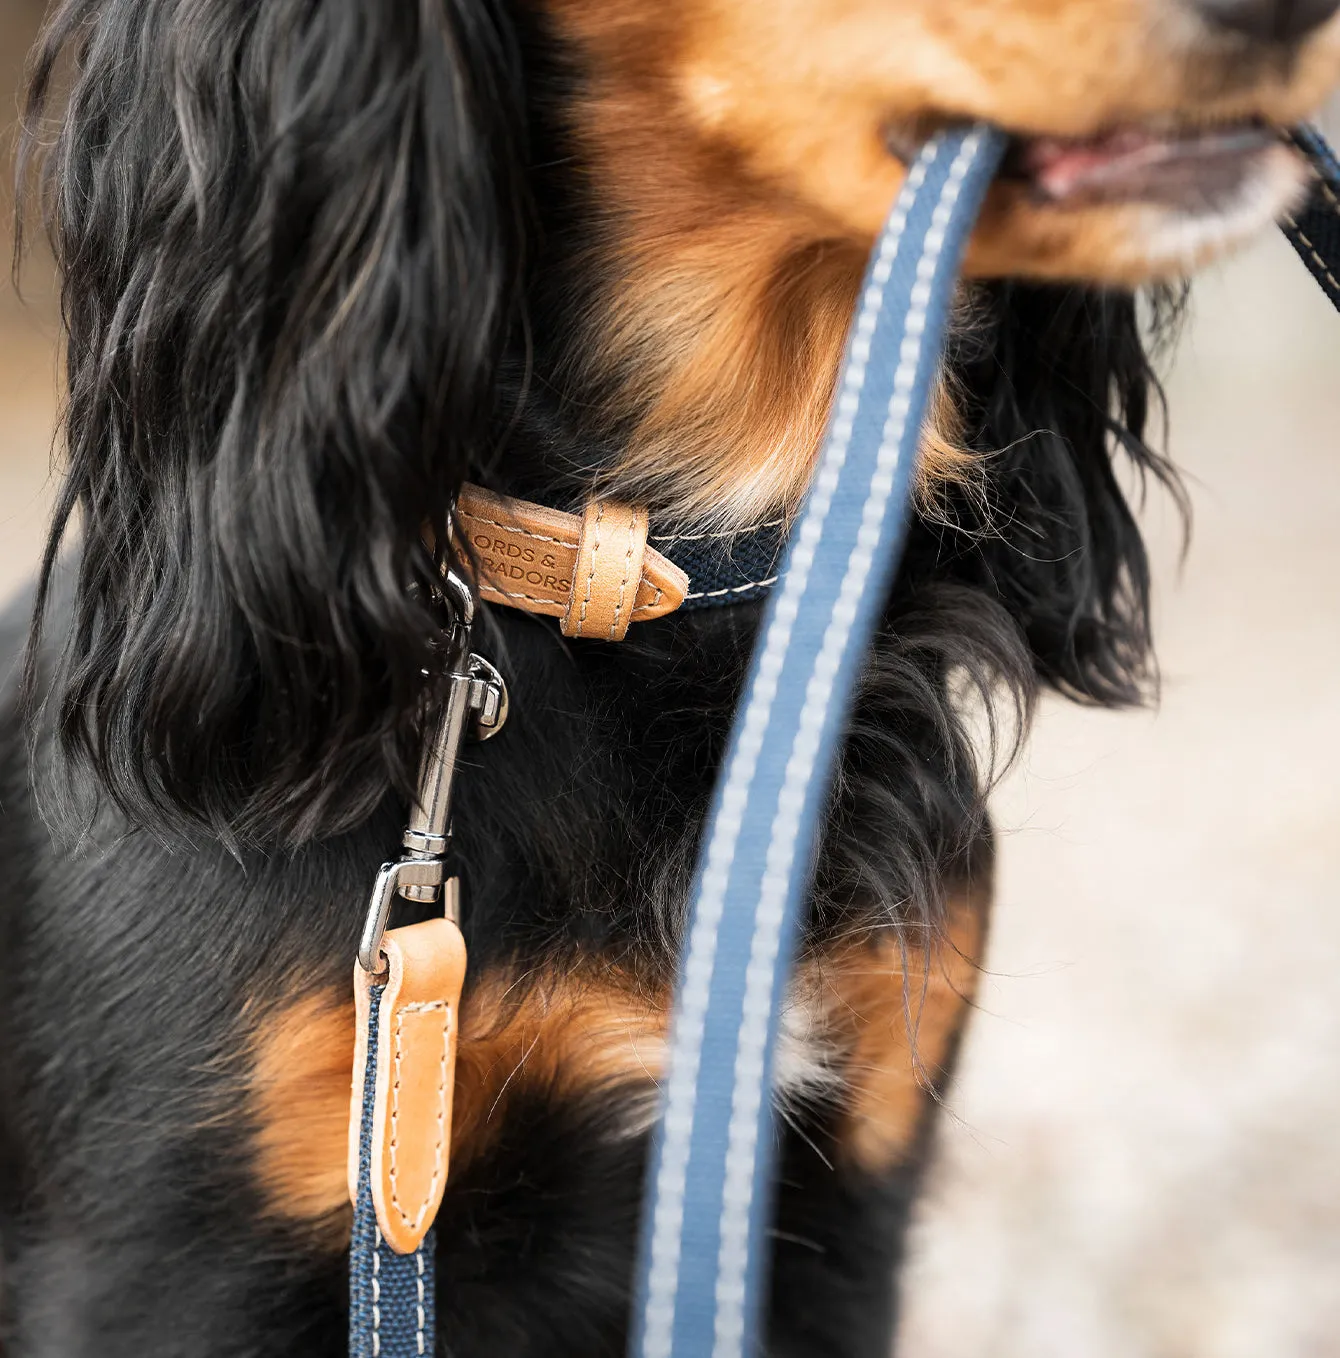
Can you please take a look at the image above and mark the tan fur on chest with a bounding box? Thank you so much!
[247,967,670,1244]
[247,895,985,1240]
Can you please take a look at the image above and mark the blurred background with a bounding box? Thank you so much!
[2,3,1338,1353]
[1,0,57,598]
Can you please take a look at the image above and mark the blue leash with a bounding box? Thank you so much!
[631,124,1007,1358]
[349,123,1340,1358]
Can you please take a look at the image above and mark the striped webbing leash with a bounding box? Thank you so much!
[630,124,1008,1358]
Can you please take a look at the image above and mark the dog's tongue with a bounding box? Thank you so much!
[1018,124,1278,204]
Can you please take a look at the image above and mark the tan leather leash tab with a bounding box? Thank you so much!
[348,910,468,1256]
[346,569,502,1355]
[454,485,688,639]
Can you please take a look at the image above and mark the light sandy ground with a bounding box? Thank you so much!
[899,230,1340,1358]
[0,0,60,601]
[1,9,1338,1347]
[0,310,59,597]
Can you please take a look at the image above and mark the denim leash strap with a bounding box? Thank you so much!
[631,124,1008,1358]
[347,570,497,1358]
[351,985,436,1358]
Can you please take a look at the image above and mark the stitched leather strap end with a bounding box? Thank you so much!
[348,917,468,1255]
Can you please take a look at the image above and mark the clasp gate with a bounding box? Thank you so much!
[357,569,507,973]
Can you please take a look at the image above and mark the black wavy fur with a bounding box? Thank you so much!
[1,0,1181,1354]
[22,0,528,847]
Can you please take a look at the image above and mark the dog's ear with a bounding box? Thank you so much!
[21,0,526,846]
[942,283,1185,706]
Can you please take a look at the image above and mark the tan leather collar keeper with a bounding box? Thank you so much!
[454,485,689,642]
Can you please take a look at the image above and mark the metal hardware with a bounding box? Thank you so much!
[357,570,507,973]
[467,655,508,739]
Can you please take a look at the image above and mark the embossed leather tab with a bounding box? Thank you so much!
[454,485,688,636]
[348,916,468,1255]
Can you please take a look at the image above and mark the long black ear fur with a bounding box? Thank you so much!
[921,282,1185,709]
[21,0,526,846]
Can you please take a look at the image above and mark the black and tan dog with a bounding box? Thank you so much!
[3,0,1339,1354]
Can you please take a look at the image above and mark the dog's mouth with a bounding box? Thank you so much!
[889,118,1291,212]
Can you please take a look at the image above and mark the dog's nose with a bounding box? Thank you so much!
[1197,0,1340,41]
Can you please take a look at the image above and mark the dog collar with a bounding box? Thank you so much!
[454,484,786,641]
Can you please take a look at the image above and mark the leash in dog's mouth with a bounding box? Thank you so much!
[889,117,1303,211]
[344,121,1340,1358]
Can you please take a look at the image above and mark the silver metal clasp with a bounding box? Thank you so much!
[358,569,508,973]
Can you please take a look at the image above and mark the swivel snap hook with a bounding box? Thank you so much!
[357,569,507,973]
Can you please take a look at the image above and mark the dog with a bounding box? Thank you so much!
[3,0,1339,1353]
